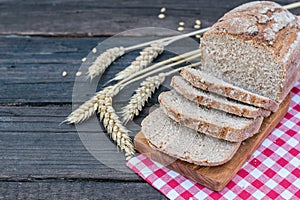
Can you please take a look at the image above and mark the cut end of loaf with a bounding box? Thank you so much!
[180,68,279,112]
[201,34,283,102]
[201,1,300,103]
[158,90,263,142]
[171,75,271,118]
[141,108,241,166]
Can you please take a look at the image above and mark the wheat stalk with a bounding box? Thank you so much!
[86,29,207,81]
[121,59,202,124]
[113,43,164,81]
[116,49,201,89]
[85,28,207,81]
[66,86,114,124]
[67,50,200,125]
[88,47,125,80]
[84,1,299,80]
[122,73,166,124]
[97,87,135,159]
[67,85,135,159]
[119,53,201,90]
[283,2,300,9]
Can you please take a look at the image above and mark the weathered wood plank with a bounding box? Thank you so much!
[0,0,299,36]
[0,36,99,103]
[0,105,150,181]
[0,181,166,199]
[0,36,192,104]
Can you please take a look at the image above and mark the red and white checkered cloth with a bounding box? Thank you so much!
[127,81,300,200]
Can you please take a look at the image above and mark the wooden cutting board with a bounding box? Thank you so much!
[134,95,290,192]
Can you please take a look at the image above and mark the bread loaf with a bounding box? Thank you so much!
[141,108,241,166]
[201,1,300,104]
[140,1,297,167]
[159,90,264,142]
[171,75,271,118]
[181,68,279,112]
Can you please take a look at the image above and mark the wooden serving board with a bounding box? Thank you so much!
[134,95,290,192]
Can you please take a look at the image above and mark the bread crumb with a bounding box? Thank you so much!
[179,22,185,26]
[92,48,97,53]
[160,7,166,13]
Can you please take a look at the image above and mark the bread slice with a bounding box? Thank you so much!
[141,108,241,166]
[201,1,300,103]
[181,68,279,112]
[159,90,264,142]
[171,75,271,118]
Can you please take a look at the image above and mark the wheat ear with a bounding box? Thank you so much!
[113,43,164,81]
[122,73,166,124]
[65,86,114,124]
[97,87,135,159]
[88,47,125,80]
[121,60,201,124]
[119,54,201,90]
[67,50,200,124]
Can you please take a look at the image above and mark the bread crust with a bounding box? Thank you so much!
[181,68,279,112]
[280,41,300,102]
[141,108,241,166]
[159,90,264,142]
[201,1,300,103]
[204,1,300,59]
[171,75,271,118]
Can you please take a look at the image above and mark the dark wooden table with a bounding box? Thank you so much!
[1,1,299,199]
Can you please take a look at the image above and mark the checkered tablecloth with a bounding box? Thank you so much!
[127,81,300,200]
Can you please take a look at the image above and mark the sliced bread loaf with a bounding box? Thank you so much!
[181,68,279,112]
[171,75,270,118]
[141,108,241,166]
[158,90,264,142]
[201,1,300,103]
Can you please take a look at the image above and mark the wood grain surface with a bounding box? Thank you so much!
[0,0,299,36]
[1,0,299,198]
[0,181,165,199]
[0,35,169,198]
[135,95,290,191]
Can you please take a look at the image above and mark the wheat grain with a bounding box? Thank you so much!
[158,13,165,19]
[194,24,201,29]
[177,27,184,32]
[160,7,166,13]
[76,71,82,77]
[65,86,114,124]
[114,43,164,81]
[195,19,201,25]
[62,71,67,77]
[179,22,185,26]
[88,46,125,80]
[122,73,166,124]
[98,89,135,159]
